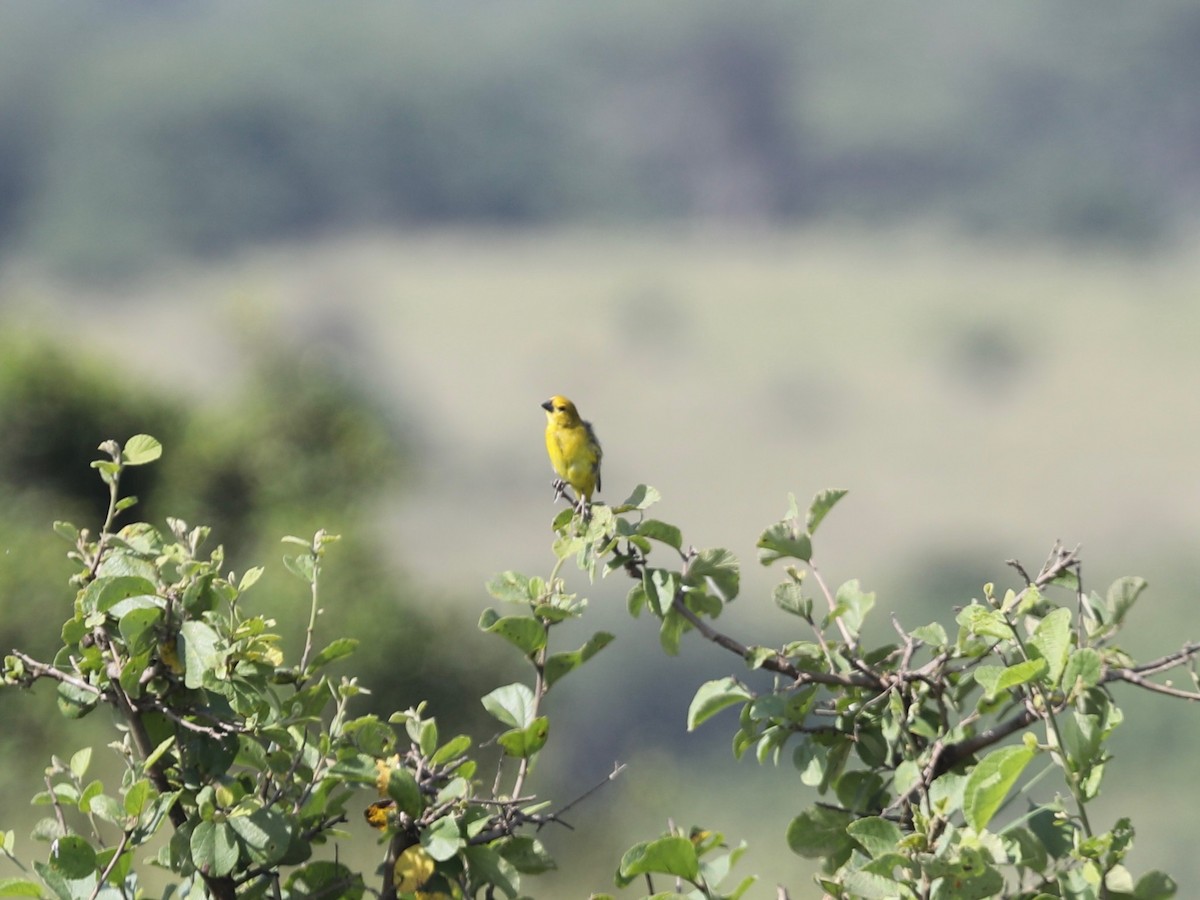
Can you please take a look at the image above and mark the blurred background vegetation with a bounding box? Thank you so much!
[2,0,1200,895]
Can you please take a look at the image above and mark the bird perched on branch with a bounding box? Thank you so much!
[541,395,602,517]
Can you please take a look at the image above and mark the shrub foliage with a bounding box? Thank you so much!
[1,437,1195,899]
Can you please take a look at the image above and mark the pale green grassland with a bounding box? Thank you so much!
[5,227,1200,894]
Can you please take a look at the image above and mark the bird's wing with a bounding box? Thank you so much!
[583,420,602,493]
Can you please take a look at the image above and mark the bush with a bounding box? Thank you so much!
[1,438,1194,898]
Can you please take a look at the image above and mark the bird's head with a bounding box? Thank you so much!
[541,395,581,426]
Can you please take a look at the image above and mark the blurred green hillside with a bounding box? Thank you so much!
[1,1,1199,274]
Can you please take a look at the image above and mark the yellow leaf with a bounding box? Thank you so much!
[159,638,184,675]
[375,754,401,795]
[363,800,394,831]
[394,845,435,893]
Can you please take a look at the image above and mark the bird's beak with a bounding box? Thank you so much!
[540,400,553,412]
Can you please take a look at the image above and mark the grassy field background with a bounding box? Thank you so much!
[6,226,1200,894]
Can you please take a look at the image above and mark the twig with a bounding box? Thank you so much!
[1128,642,1200,678]
[808,561,856,649]
[88,829,130,900]
[1107,668,1200,700]
[9,650,102,695]
[550,761,626,823]
[149,702,239,738]
[298,532,326,675]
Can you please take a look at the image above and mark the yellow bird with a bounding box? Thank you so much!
[541,395,602,515]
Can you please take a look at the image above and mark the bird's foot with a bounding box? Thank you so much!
[574,496,592,522]
[551,478,567,502]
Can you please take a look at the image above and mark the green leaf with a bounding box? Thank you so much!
[626,582,648,618]
[963,745,1036,831]
[1062,648,1103,694]
[1028,806,1074,859]
[80,575,158,615]
[956,604,1014,641]
[121,434,162,466]
[756,521,811,566]
[53,520,80,545]
[421,816,464,862]
[85,784,120,824]
[1107,576,1147,626]
[143,737,175,772]
[1028,607,1072,687]
[48,835,96,880]
[464,846,519,897]
[687,678,752,731]
[238,567,264,592]
[975,659,1048,700]
[282,553,315,584]
[638,519,682,550]
[830,580,875,636]
[286,862,363,900]
[497,717,549,758]
[1059,711,1102,770]
[0,877,43,897]
[686,547,740,603]
[478,610,546,655]
[659,607,687,656]
[486,571,532,604]
[179,620,224,689]
[56,681,98,720]
[345,716,395,757]
[544,632,615,689]
[1134,870,1177,900]
[385,768,422,817]
[327,754,378,785]
[117,606,162,656]
[481,683,535,728]
[773,581,810,617]
[617,836,699,885]
[228,808,291,867]
[190,820,238,878]
[430,734,472,766]
[309,638,359,670]
[498,836,556,875]
[1003,825,1048,873]
[911,622,948,646]
[806,489,848,534]
[1049,567,1080,592]
[616,484,661,512]
[91,459,120,487]
[786,807,855,859]
[644,568,679,617]
[68,749,92,780]
[846,817,903,859]
[744,646,776,670]
[841,866,909,899]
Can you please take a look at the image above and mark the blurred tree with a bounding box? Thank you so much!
[0,329,503,740]
[1,1,1196,274]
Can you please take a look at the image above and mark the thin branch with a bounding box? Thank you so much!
[667,589,881,689]
[1129,642,1200,677]
[147,701,239,738]
[9,650,102,695]
[1106,667,1200,701]
[549,761,626,823]
[808,561,856,648]
[88,829,130,900]
[298,533,325,675]
[931,707,1038,780]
